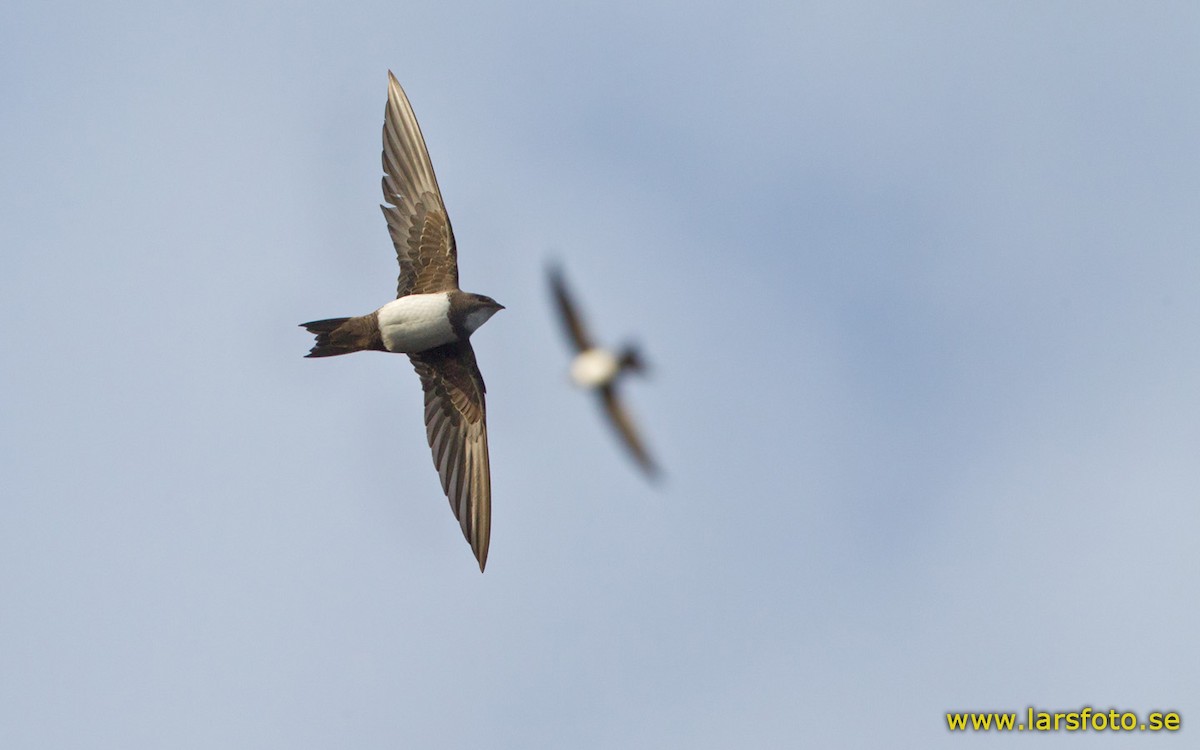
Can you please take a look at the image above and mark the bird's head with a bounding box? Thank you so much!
[462,293,505,334]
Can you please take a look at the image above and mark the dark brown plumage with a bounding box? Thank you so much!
[380,72,494,570]
[301,72,498,571]
[301,315,386,357]
[410,342,491,567]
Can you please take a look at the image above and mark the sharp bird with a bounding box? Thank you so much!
[302,72,503,571]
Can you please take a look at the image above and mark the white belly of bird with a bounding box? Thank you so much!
[570,348,619,388]
[377,293,456,353]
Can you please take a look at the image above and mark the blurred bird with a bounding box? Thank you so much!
[548,264,660,479]
[301,72,503,571]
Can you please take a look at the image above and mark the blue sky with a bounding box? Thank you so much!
[3,1,1198,747]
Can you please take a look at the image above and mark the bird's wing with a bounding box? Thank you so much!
[547,264,594,352]
[381,71,459,297]
[599,385,659,478]
[409,342,491,570]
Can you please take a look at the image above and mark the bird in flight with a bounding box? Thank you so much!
[302,72,503,571]
[548,264,659,479]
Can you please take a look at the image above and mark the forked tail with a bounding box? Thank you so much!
[300,317,359,357]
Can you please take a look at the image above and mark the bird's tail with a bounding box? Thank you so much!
[300,317,356,357]
[618,344,648,374]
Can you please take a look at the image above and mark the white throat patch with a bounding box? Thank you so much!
[463,306,499,335]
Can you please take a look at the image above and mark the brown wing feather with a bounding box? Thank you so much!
[409,342,491,570]
[548,265,594,352]
[381,71,459,297]
[599,385,659,478]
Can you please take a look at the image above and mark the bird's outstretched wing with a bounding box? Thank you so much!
[547,264,594,352]
[381,71,459,297]
[599,385,659,479]
[409,342,491,570]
